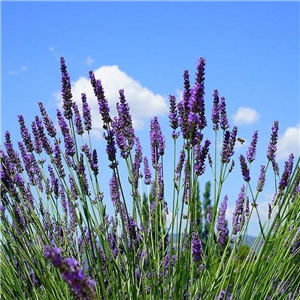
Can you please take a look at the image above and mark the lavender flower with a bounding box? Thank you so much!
[89,71,111,125]
[53,141,65,178]
[4,131,23,171]
[164,252,176,276]
[91,149,99,176]
[72,102,84,135]
[81,93,92,132]
[183,160,190,204]
[60,57,73,120]
[217,195,228,245]
[81,144,99,176]
[175,150,186,187]
[232,185,246,235]
[257,165,266,192]
[44,246,96,300]
[143,156,152,185]
[103,130,118,169]
[220,126,237,164]
[31,119,43,154]
[247,131,258,163]
[221,131,231,163]
[57,109,75,157]
[69,175,78,201]
[178,70,191,139]
[193,57,206,131]
[195,139,211,176]
[77,154,90,195]
[110,174,120,214]
[169,95,179,139]
[38,102,57,137]
[279,153,294,192]
[150,117,165,167]
[68,199,77,234]
[18,115,34,153]
[212,89,220,131]
[60,184,68,216]
[220,96,229,130]
[157,163,164,202]
[267,120,279,161]
[192,232,203,262]
[35,116,53,155]
[132,137,143,190]
[240,155,250,182]
[48,165,59,198]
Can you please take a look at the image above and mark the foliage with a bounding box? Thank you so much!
[1,57,300,300]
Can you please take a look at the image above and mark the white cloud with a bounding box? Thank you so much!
[84,56,95,66]
[57,65,168,137]
[277,124,300,160]
[233,107,260,125]
[8,66,28,76]
[175,89,183,102]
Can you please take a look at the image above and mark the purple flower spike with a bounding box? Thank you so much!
[247,131,258,163]
[132,137,143,190]
[60,57,73,120]
[57,109,75,157]
[193,57,206,131]
[267,120,279,161]
[150,117,165,168]
[169,95,179,139]
[279,153,294,192]
[217,195,228,245]
[89,71,111,125]
[44,246,96,300]
[192,232,203,262]
[35,116,53,155]
[18,115,34,153]
[110,174,120,214]
[257,165,266,192]
[232,185,246,235]
[103,130,118,169]
[212,89,220,131]
[72,102,84,135]
[220,96,229,130]
[143,156,152,185]
[240,154,250,182]
[195,139,211,176]
[112,89,135,159]
[38,102,57,137]
[54,141,65,178]
[178,70,191,139]
[175,150,186,187]
[81,93,92,132]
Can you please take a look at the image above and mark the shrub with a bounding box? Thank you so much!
[1,57,299,300]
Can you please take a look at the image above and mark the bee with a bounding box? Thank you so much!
[237,137,245,145]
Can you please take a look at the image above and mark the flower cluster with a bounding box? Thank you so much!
[1,56,298,300]
[44,246,96,300]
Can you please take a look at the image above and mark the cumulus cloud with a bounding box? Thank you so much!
[233,107,259,125]
[8,66,28,76]
[57,65,168,136]
[277,124,300,160]
[84,56,95,66]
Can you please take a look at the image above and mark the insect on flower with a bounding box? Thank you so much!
[237,137,245,145]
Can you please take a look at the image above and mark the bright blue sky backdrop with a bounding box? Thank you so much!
[1,1,299,236]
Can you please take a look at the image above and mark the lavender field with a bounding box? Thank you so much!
[1,57,299,300]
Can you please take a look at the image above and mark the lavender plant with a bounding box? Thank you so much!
[1,57,299,300]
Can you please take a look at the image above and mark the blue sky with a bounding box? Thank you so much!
[1,1,299,236]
